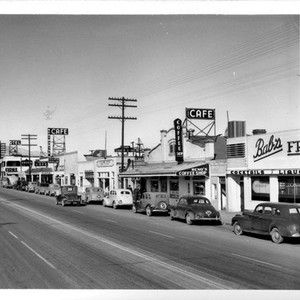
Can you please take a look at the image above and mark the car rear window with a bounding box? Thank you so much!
[121,191,130,195]
[191,198,210,204]
[289,208,300,215]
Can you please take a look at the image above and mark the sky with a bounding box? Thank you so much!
[0,13,299,159]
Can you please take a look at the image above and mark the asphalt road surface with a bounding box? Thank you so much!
[0,188,300,289]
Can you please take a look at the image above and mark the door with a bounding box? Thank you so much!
[251,205,271,232]
[240,177,244,212]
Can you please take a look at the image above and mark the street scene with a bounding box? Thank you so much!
[0,9,299,296]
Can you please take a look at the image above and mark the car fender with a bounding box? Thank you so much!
[185,210,195,219]
[268,222,288,236]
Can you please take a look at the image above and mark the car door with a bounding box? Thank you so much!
[251,205,271,232]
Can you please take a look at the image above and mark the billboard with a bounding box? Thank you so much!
[9,140,21,145]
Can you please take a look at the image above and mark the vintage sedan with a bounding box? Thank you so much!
[81,187,104,204]
[104,189,133,209]
[232,202,300,244]
[56,185,82,206]
[132,192,169,216]
[27,181,39,193]
[170,195,221,225]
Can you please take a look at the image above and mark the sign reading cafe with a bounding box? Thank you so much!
[186,108,215,120]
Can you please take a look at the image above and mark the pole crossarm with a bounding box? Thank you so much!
[109,97,137,102]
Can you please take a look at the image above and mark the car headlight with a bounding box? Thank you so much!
[289,224,299,235]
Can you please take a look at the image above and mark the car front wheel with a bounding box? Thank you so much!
[146,205,152,217]
[270,228,284,244]
[233,222,243,235]
[186,213,193,225]
[132,205,137,213]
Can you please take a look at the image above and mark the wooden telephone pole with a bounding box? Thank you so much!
[108,97,137,188]
[21,134,37,181]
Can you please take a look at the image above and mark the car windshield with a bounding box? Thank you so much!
[190,198,210,205]
[289,207,300,215]
[156,194,166,198]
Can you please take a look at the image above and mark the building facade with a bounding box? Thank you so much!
[121,127,227,209]
[227,129,300,212]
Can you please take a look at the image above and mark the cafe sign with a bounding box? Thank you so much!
[177,164,209,177]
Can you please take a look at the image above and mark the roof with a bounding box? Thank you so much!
[120,161,208,177]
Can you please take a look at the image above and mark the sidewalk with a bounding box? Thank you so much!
[220,210,241,225]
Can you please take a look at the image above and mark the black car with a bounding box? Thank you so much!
[170,195,221,225]
[232,202,300,244]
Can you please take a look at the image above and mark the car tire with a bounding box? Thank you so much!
[233,222,243,235]
[146,205,152,217]
[186,213,193,225]
[170,210,175,220]
[132,205,138,213]
[113,201,117,209]
[270,228,284,244]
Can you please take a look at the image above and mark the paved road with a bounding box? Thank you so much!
[0,188,300,289]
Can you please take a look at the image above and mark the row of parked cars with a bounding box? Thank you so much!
[3,181,300,244]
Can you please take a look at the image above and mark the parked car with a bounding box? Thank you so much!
[232,202,300,244]
[81,187,104,204]
[132,192,169,216]
[56,185,82,206]
[47,183,61,196]
[38,183,50,195]
[103,189,133,209]
[170,195,222,225]
[27,181,39,193]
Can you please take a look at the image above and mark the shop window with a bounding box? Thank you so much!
[251,177,270,202]
[193,180,205,195]
[160,177,167,193]
[170,177,179,199]
[150,180,159,192]
[169,141,175,156]
[278,176,300,203]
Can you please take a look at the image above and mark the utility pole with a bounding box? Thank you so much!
[21,134,37,182]
[108,97,137,188]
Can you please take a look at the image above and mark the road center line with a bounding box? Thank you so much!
[231,253,283,269]
[1,199,231,288]
[149,230,175,239]
[8,231,19,240]
[20,240,57,270]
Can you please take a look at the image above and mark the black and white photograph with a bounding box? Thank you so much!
[0,1,299,298]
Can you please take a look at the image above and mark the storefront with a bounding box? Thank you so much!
[94,158,119,192]
[120,123,226,209]
[227,129,300,211]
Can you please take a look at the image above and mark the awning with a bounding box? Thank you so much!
[119,161,209,178]
[25,167,53,174]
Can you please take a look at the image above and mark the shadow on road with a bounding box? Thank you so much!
[0,222,17,227]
